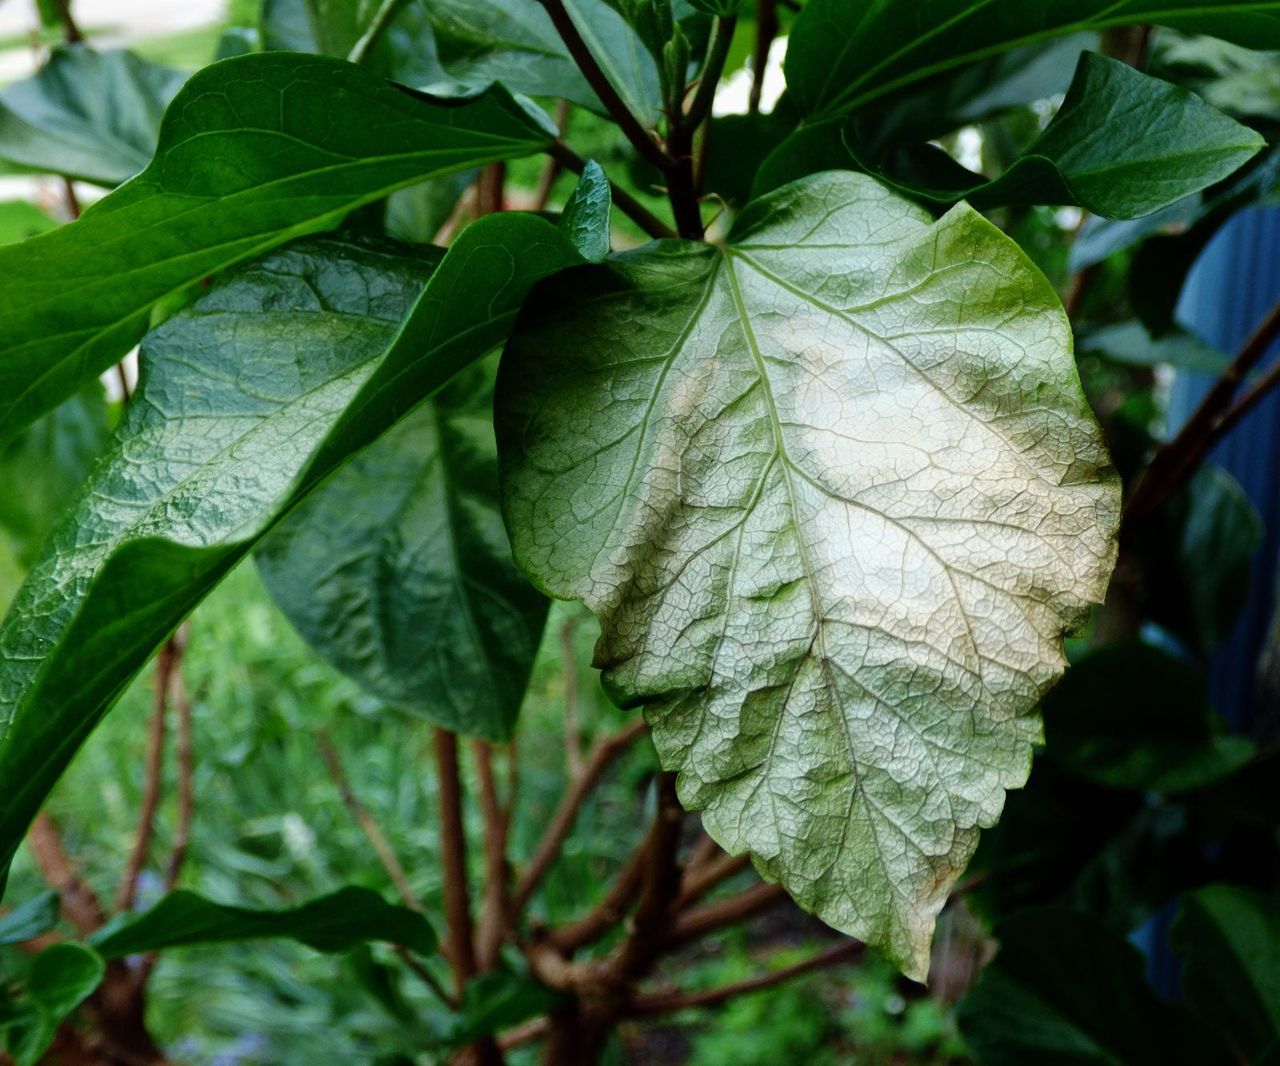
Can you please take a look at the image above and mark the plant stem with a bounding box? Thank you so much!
[472,740,510,970]
[537,0,672,172]
[532,102,573,213]
[117,634,184,913]
[434,727,505,1066]
[548,140,676,239]
[511,720,648,915]
[50,0,83,43]
[667,881,788,946]
[630,939,865,1015]
[675,851,751,909]
[162,664,193,892]
[27,814,105,935]
[476,162,507,217]
[347,0,410,65]
[1123,298,1280,528]
[611,773,684,978]
[749,0,778,114]
[317,731,423,912]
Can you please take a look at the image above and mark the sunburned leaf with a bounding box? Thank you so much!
[497,171,1120,978]
[0,51,555,446]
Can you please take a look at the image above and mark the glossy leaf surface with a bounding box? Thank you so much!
[0,51,554,445]
[498,171,1120,978]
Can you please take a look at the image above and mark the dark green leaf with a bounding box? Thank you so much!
[257,361,549,740]
[0,45,186,187]
[1173,886,1280,1066]
[958,908,1233,1066]
[90,886,436,957]
[787,0,1280,119]
[1139,465,1266,653]
[0,191,605,875]
[1077,322,1231,375]
[0,51,555,446]
[760,55,1265,220]
[0,387,112,566]
[497,170,1119,978]
[0,892,59,946]
[1042,642,1255,793]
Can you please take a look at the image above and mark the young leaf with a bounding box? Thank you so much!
[497,171,1120,979]
[759,54,1266,221]
[0,46,185,187]
[957,908,1234,1066]
[89,886,436,957]
[0,51,555,446]
[0,187,608,877]
[257,362,549,741]
[788,0,1280,119]
[1172,885,1280,1065]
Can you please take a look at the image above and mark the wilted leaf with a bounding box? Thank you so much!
[497,171,1120,978]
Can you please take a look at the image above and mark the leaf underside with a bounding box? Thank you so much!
[498,171,1120,979]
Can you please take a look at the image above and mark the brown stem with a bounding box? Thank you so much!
[542,827,649,954]
[117,635,184,914]
[510,719,648,915]
[548,141,675,239]
[472,740,510,970]
[50,0,83,43]
[434,728,505,1066]
[630,939,864,1015]
[26,814,105,935]
[666,881,788,947]
[532,101,572,212]
[498,1017,548,1051]
[317,731,423,913]
[476,162,507,216]
[537,0,672,172]
[162,666,193,892]
[749,0,778,115]
[560,618,583,775]
[1124,299,1280,528]
[675,851,751,910]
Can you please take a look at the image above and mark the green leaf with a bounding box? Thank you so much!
[0,891,59,946]
[0,45,186,187]
[0,202,58,246]
[89,886,436,957]
[0,51,555,446]
[0,192,605,876]
[788,0,1280,119]
[2,944,105,1066]
[1077,322,1231,376]
[257,361,549,740]
[0,387,112,566]
[1173,886,1280,1065]
[496,171,1120,979]
[1041,643,1255,793]
[761,54,1265,221]
[957,908,1233,1066]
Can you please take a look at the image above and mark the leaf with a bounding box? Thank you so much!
[0,891,59,946]
[1173,886,1280,1065]
[0,202,57,246]
[0,186,606,876]
[257,362,549,740]
[1041,642,1255,793]
[760,54,1265,221]
[787,0,1280,119]
[0,45,186,186]
[0,51,555,446]
[0,387,112,566]
[90,886,435,957]
[1077,322,1231,376]
[1,944,105,1066]
[496,170,1120,979]
[957,908,1233,1066]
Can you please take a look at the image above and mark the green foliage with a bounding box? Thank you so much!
[90,886,437,957]
[1,943,105,1066]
